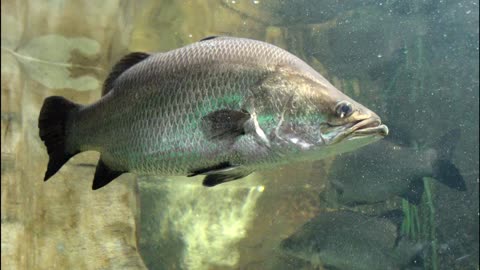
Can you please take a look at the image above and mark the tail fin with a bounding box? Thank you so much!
[38,96,80,181]
[430,129,466,191]
[432,160,466,191]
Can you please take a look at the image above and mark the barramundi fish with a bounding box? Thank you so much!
[38,36,388,190]
[280,210,424,270]
[318,129,466,206]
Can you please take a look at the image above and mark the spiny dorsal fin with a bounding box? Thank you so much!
[102,52,150,95]
[199,36,221,42]
[199,36,234,42]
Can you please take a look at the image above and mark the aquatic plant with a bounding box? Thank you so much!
[401,177,439,270]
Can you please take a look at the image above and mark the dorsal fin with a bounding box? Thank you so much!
[199,36,221,42]
[102,52,150,95]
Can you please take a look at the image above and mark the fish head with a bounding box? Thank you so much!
[313,82,389,149]
[267,65,389,160]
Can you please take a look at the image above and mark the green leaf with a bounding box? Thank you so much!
[3,34,103,91]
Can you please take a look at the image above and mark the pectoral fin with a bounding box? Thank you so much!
[201,109,251,141]
[188,162,252,187]
[201,108,270,148]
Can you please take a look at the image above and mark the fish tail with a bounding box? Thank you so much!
[432,159,466,191]
[430,128,466,191]
[38,96,80,181]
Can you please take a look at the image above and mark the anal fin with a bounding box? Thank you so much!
[188,162,233,177]
[399,178,425,205]
[92,159,126,190]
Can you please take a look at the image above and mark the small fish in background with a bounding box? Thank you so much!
[38,36,388,190]
[280,210,425,270]
[318,128,466,206]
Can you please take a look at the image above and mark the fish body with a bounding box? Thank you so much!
[38,36,388,189]
[319,129,465,206]
[280,210,424,270]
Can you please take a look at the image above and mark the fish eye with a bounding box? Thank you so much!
[335,101,353,118]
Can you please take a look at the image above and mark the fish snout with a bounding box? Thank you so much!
[350,115,389,137]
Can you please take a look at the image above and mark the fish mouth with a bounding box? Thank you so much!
[322,117,388,144]
[349,117,389,138]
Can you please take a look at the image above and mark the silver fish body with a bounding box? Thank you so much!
[39,36,388,189]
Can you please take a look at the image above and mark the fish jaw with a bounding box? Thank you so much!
[264,120,388,165]
[321,116,389,146]
[282,118,388,162]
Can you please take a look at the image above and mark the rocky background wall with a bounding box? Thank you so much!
[1,0,146,269]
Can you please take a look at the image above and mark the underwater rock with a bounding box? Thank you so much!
[140,176,263,270]
[138,176,264,270]
[1,0,146,269]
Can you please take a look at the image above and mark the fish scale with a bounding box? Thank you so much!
[106,71,251,174]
